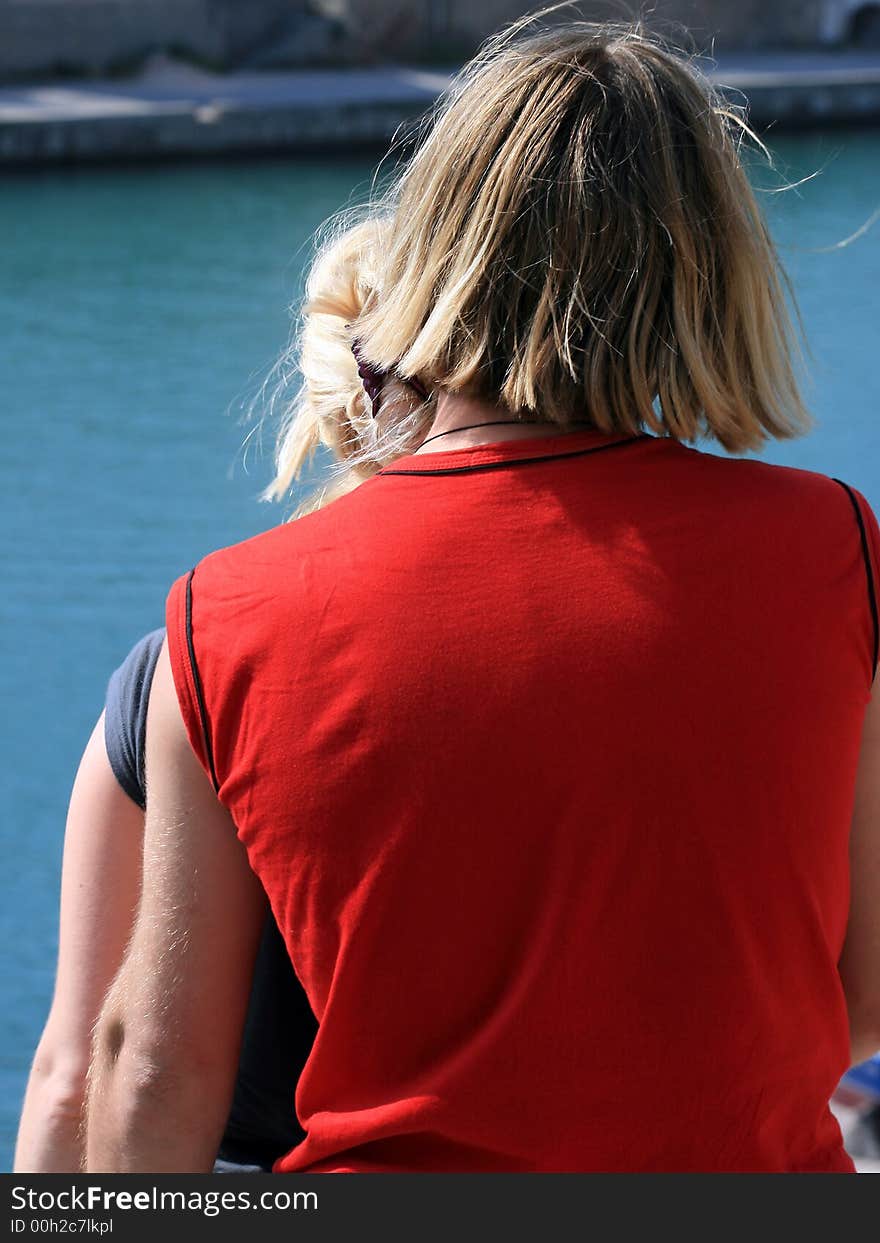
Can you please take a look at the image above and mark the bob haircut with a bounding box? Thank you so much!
[266,12,810,515]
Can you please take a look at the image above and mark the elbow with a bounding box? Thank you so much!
[86,1013,227,1172]
[15,1040,90,1173]
[40,1070,89,1128]
[90,1010,213,1113]
[87,1015,184,1168]
[89,1011,177,1120]
[28,1037,90,1125]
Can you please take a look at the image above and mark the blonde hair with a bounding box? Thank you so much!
[266,12,810,517]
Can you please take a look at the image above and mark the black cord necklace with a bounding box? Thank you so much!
[418,418,593,450]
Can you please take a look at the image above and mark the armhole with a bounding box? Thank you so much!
[184,569,221,792]
[166,568,221,793]
[831,478,879,685]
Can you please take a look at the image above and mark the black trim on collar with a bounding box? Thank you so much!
[378,436,646,477]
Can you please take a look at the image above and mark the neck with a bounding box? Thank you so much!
[413,392,587,455]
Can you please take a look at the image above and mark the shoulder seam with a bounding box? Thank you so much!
[830,478,879,684]
[185,567,221,793]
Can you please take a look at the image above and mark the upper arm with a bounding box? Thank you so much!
[105,637,266,1095]
[839,675,880,1052]
[46,712,143,1068]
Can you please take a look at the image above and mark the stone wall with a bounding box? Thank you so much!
[821,0,880,41]
[1,0,878,80]
[315,0,879,56]
[207,0,298,61]
[0,0,296,78]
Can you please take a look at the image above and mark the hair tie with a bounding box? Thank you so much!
[351,339,430,418]
[351,340,385,417]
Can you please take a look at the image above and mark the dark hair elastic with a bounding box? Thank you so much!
[351,340,429,417]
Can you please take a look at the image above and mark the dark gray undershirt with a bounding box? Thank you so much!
[103,629,315,1169]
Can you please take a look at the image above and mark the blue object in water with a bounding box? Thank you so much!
[842,1056,880,1100]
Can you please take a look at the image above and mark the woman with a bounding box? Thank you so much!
[14,628,317,1172]
[86,18,880,1172]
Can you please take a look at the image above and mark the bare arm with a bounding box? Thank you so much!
[14,714,143,1172]
[85,639,266,1172]
[839,673,880,1066]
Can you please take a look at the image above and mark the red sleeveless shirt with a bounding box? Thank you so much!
[166,427,879,1173]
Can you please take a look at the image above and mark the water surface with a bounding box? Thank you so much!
[1,133,878,1168]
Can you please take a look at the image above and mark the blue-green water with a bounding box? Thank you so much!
[1,135,878,1170]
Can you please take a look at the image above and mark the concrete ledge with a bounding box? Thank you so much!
[0,102,430,163]
[714,51,880,127]
[0,61,446,163]
[1,54,878,166]
[735,76,880,125]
